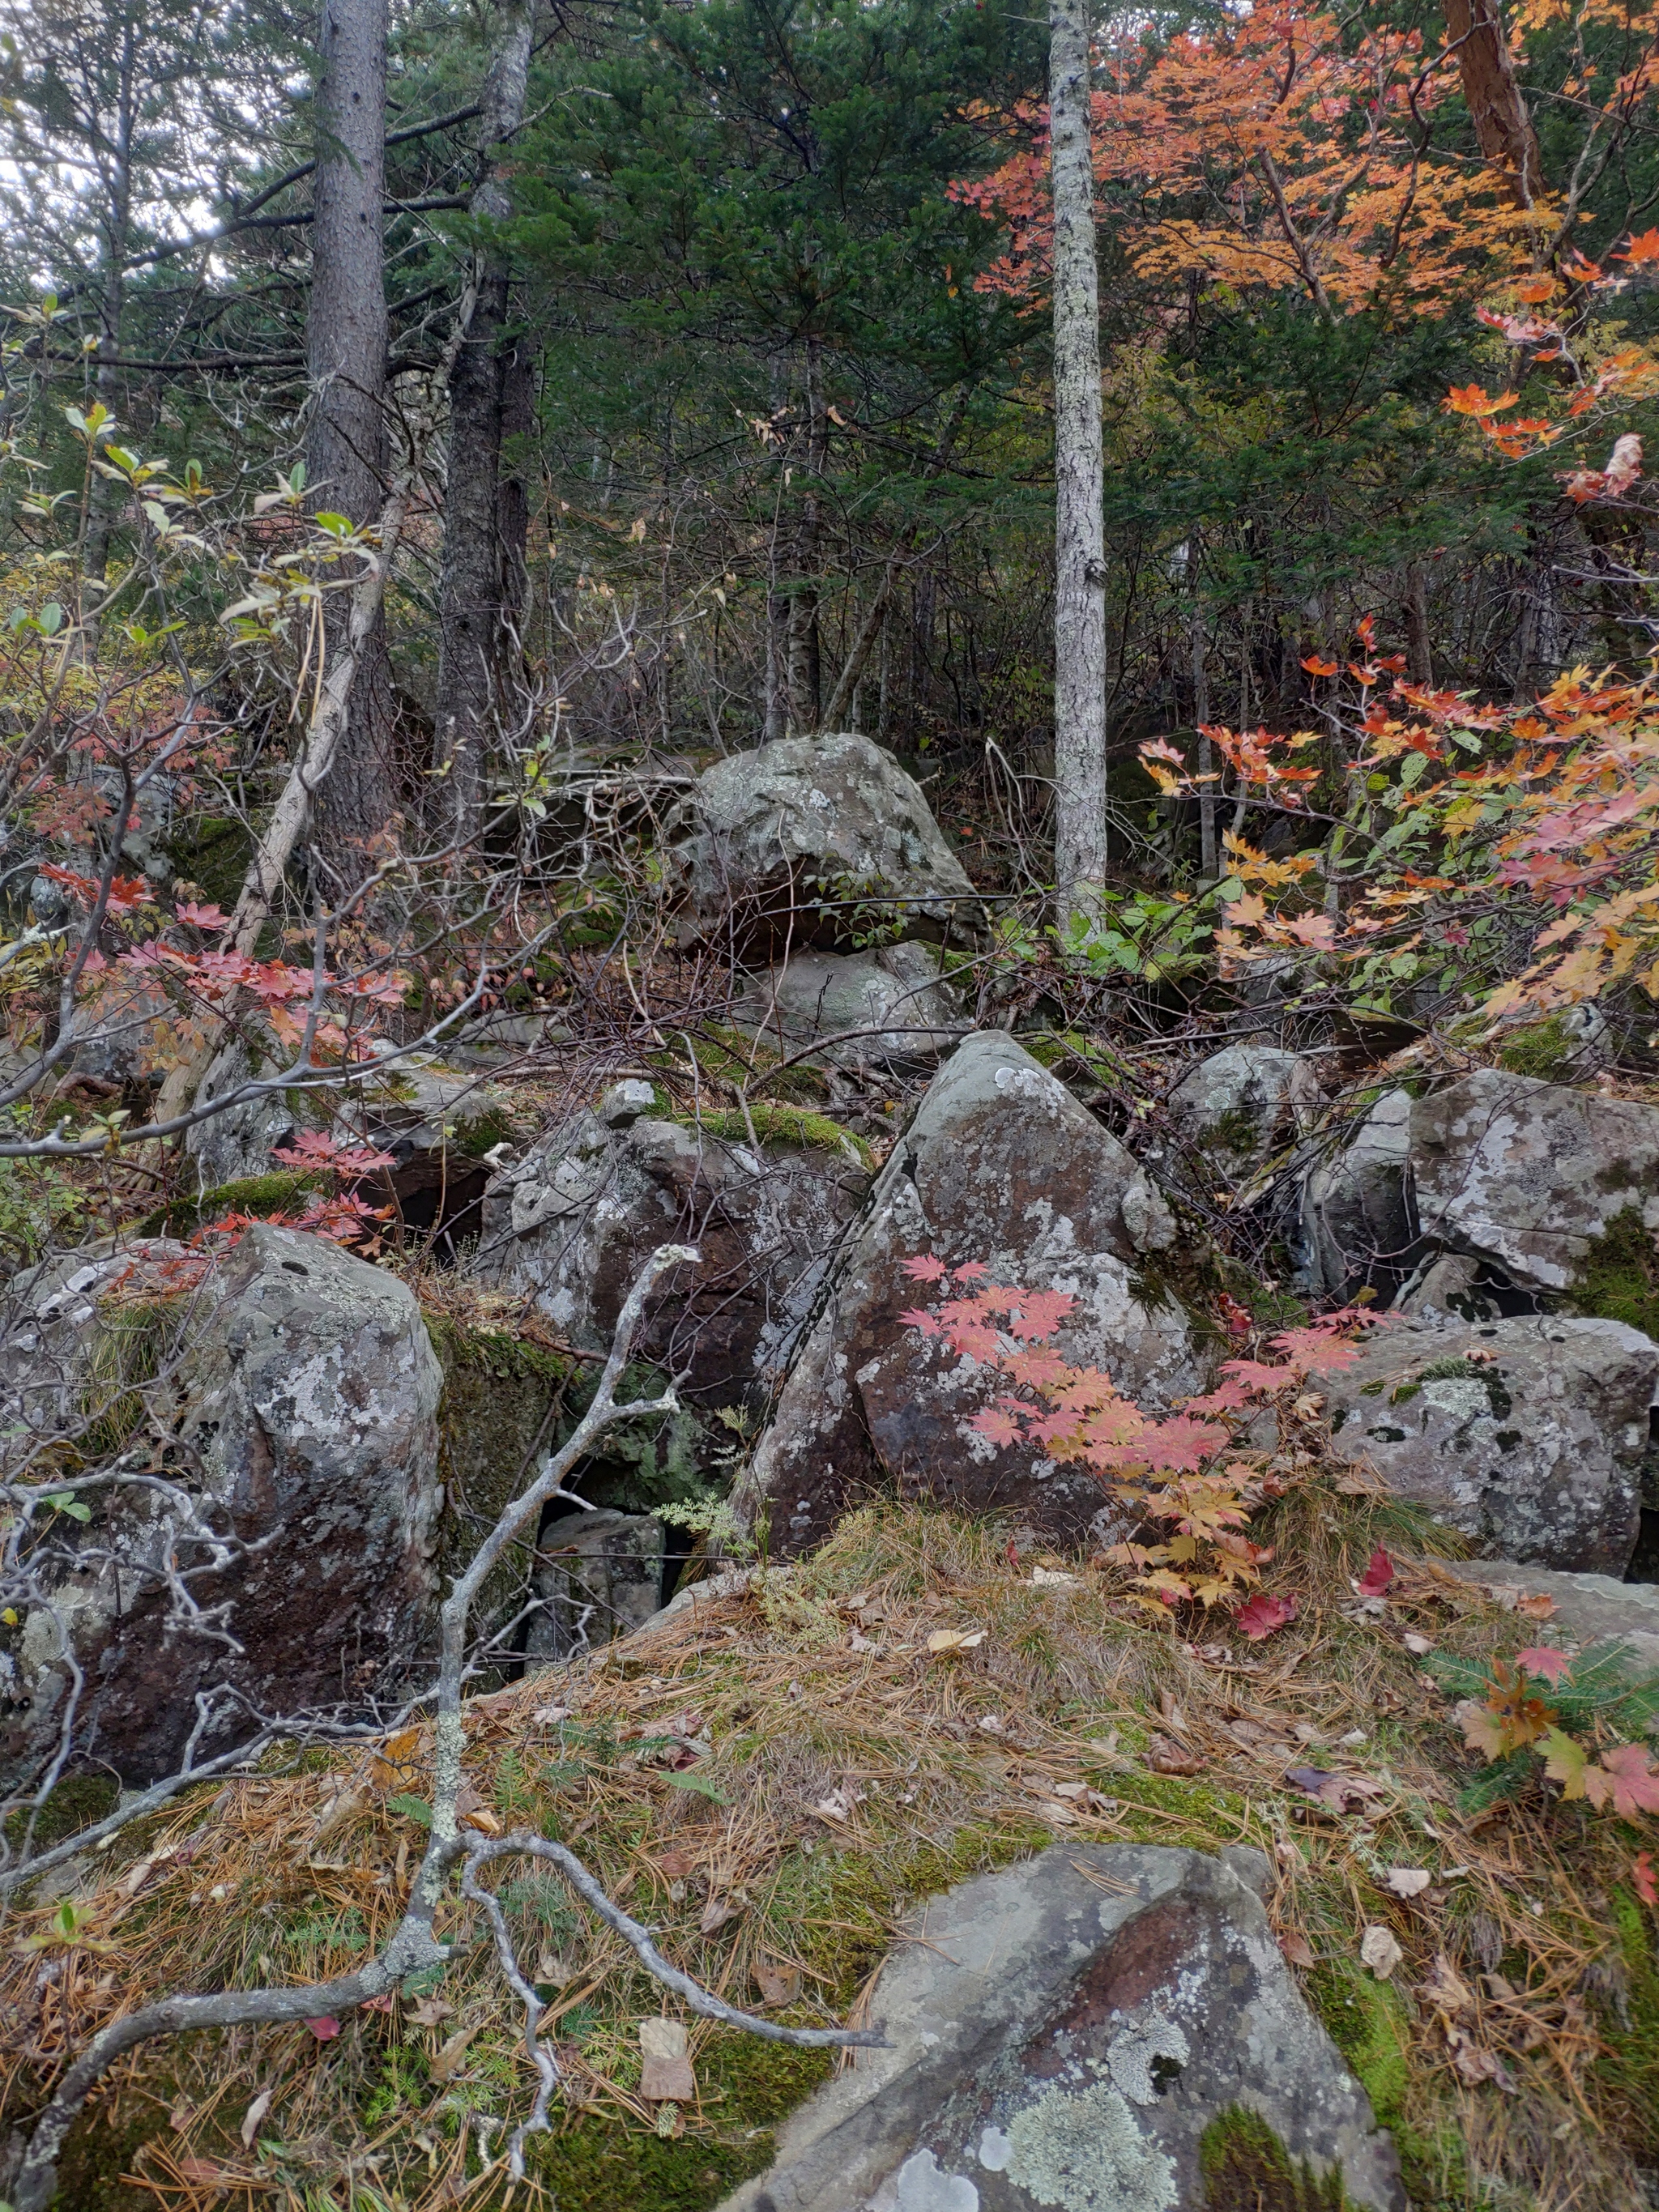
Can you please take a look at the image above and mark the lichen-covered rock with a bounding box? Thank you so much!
[736,1032,1199,1556]
[1301,1088,1418,1303]
[478,1106,870,1409]
[338,1052,521,1247]
[181,1038,299,1191]
[525,1508,665,1660]
[731,943,962,1072]
[0,1225,443,1788]
[663,731,986,958]
[1435,1558,1659,1675]
[1167,1044,1324,1173]
[719,1843,1403,2212]
[1319,1313,1659,1575]
[1410,1068,1659,1297]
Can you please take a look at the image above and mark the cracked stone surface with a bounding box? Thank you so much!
[735,1031,1199,1556]
[719,1843,1403,2212]
[479,1108,868,1409]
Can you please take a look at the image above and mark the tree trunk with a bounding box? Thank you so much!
[82,17,138,614]
[1444,0,1542,208]
[433,0,535,846]
[1048,0,1108,927]
[307,0,397,889]
[785,338,826,732]
[1189,551,1215,880]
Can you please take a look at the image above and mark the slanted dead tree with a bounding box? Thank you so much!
[2,1244,885,2208]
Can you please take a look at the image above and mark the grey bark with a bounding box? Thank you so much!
[1048,0,1108,923]
[786,338,827,732]
[1189,540,1215,879]
[306,0,399,888]
[433,0,536,846]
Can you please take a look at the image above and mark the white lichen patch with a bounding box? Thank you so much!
[1003,2079,1178,2212]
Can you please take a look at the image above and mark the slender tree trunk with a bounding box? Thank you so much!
[1404,565,1433,683]
[1189,549,1215,880]
[1048,0,1108,927]
[433,0,535,846]
[786,338,826,731]
[1444,0,1542,207]
[83,20,138,612]
[308,0,397,889]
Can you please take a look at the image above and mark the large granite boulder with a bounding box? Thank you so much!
[720,1843,1403,2212]
[663,731,986,959]
[731,943,962,1074]
[0,1225,444,1788]
[735,1032,1200,1556]
[1320,1313,1659,1575]
[1301,1088,1419,1304]
[1167,1044,1324,1174]
[478,1094,870,1409]
[1410,1068,1659,1298]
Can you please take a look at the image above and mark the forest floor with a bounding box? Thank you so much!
[5,1485,1658,2212]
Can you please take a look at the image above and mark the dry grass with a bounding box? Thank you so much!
[2,1487,1657,2212]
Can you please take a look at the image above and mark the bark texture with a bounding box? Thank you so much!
[307,0,399,887]
[433,0,536,843]
[1444,0,1542,207]
[1048,0,1109,918]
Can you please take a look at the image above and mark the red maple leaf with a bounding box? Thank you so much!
[1357,1545,1395,1597]
[900,1254,948,1282]
[1516,1646,1575,1686]
[1235,1592,1298,1641]
[1633,1851,1657,1907]
[1584,1745,1659,1818]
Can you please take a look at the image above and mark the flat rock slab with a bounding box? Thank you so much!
[1320,1313,1658,1576]
[1438,1558,1659,1676]
[721,1843,1402,2212]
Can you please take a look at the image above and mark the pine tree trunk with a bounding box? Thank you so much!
[307,0,397,889]
[1048,0,1108,926]
[433,0,535,845]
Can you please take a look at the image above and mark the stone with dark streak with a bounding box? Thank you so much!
[735,1031,1200,1556]
[719,1843,1403,2212]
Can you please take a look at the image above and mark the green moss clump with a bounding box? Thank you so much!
[1497,1012,1582,1083]
[1199,2106,1346,2210]
[1569,1204,1659,1340]
[1597,1889,1659,2157]
[135,1170,322,1240]
[1307,1959,1464,2204]
[2,1768,119,1855]
[674,1103,873,1171]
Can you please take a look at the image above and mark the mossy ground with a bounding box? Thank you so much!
[135,1169,323,1241]
[6,1499,1657,2212]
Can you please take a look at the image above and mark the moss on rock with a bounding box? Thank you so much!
[1568,1204,1659,1340]
[1199,2104,1346,2210]
[136,1169,322,1240]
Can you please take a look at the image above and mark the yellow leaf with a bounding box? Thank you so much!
[927,1629,987,1654]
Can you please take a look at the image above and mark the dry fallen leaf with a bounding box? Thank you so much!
[638,2017,697,2103]
[1148,1733,1205,1777]
[1420,1954,1473,2016]
[656,1848,697,1882]
[927,1628,987,1654]
[1360,1925,1404,1979]
[239,2088,273,2148]
[699,1894,744,1936]
[753,1960,801,2008]
[428,2024,480,2082]
[407,1994,454,2027]
[1516,1592,1557,1621]
[1385,1867,1433,1899]
[1278,1930,1316,1968]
